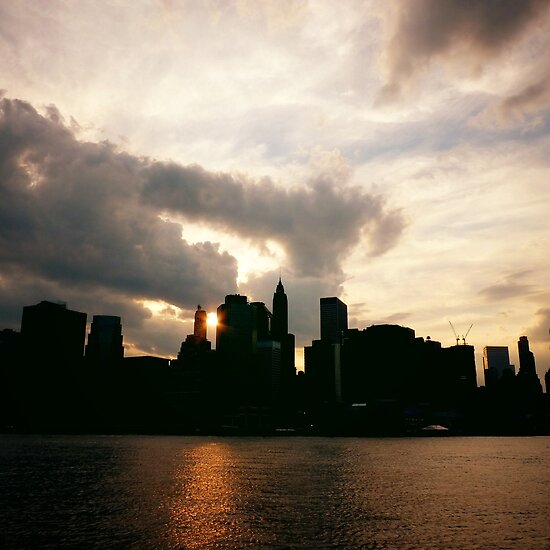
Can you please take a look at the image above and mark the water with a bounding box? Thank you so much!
[0,435,548,549]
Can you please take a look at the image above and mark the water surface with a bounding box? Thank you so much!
[1,435,548,549]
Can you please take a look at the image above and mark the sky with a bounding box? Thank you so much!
[1,0,549,387]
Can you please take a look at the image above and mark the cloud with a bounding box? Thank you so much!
[478,271,540,302]
[0,97,238,316]
[0,96,404,355]
[379,0,550,102]
[475,71,550,129]
[524,308,550,344]
[142,160,404,279]
[523,308,550,390]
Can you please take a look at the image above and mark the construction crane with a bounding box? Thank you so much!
[449,321,474,345]
[462,324,473,345]
[449,321,459,345]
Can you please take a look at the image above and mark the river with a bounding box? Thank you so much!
[1,435,548,549]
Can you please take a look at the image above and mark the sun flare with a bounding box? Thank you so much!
[207,312,218,326]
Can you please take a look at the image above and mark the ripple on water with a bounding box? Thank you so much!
[0,435,549,549]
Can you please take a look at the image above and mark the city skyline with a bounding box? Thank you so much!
[3,291,548,437]
[4,288,548,393]
[1,1,550,382]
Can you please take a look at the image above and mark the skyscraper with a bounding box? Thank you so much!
[483,346,514,388]
[18,300,88,427]
[216,294,257,356]
[518,336,537,375]
[320,297,348,344]
[250,301,273,342]
[193,305,207,342]
[305,297,348,403]
[272,277,288,342]
[516,336,543,399]
[21,300,87,367]
[271,278,296,405]
[85,315,124,367]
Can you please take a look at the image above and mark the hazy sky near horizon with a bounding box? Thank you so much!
[1,0,549,384]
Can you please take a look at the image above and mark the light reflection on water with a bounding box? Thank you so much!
[1,435,549,549]
[169,442,239,548]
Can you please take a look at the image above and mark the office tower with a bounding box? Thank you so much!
[516,336,543,399]
[177,305,211,367]
[85,315,124,367]
[216,294,257,355]
[270,278,296,406]
[272,277,288,342]
[441,343,477,396]
[305,338,343,403]
[256,340,282,404]
[250,301,272,342]
[18,300,87,428]
[341,324,417,403]
[306,297,349,404]
[194,305,207,342]
[518,336,537,375]
[174,306,213,407]
[483,346,514,388]
[20,300,87,367]
[320,297,348,344]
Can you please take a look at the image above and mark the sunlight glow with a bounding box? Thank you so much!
[207,312,218,326]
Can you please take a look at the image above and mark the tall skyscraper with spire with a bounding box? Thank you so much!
[271,277,295,406]
[272,277,288,342]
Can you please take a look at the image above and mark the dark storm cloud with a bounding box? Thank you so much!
[0,97,238,316]
[380,0,550,101]
[0,96,404,351]
[142,162,404,278]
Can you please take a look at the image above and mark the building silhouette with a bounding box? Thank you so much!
[250,301,273,342]
[2,294,550,436]
[14,300,87,428]
[216,294,257,357]
[173,305,214,422]
[305,297,349,404]
[213,284,297,416]
[175,305,212,369]
[193,305,207,342]
[341,324,417,404]
[271,278,296,407]
[272,277,288,341]
[441,343,477,402]
[21,300,87,368]
[516,335,543,401]
[483,346,514,389]
[85,315,124,368]
[320,297,348,344]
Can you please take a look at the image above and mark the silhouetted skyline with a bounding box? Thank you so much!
[1,2,549,387]
[1,282,548,436]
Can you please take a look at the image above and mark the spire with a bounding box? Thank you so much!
[276,275,285,294]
